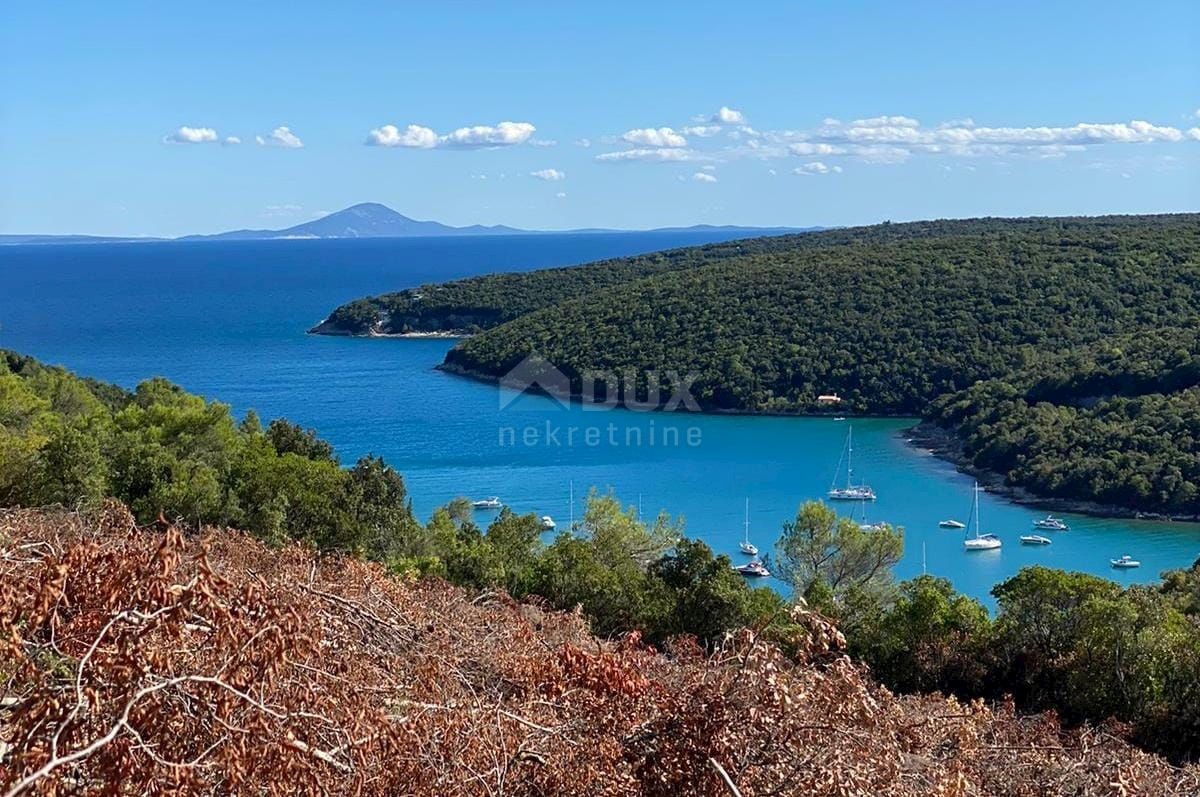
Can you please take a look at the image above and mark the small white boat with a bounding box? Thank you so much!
[964,482,1002,551]
[738,498,758,555]
[1020,534,1052,546]
[734,559,771,578]
[827,426,877,501]
[1033,515,1069,531]
[472,496,502,510]
[832,416,846,421]
[1111,555,1141,569]
[939,519,966,530]
[540,515,556,530]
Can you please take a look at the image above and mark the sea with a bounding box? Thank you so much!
[3,232,1198,608]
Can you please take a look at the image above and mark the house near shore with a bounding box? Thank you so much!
[817,394,842,405]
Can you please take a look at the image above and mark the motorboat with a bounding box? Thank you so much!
[827,426,876,501]
[734,560,771,578]
[963,482,1002,551]
[540,515,556,530]
[1033,515,1069,531]
[939,519,966,529]
[1020,534,1052,546]
[472,496,502,510]
[1111,555,1141,569]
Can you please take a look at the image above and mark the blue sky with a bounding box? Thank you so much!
[2,1,1198,236]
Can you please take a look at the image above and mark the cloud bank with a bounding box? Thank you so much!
[365,121,536,149]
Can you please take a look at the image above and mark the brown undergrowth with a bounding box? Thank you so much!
[1,503,1196,795]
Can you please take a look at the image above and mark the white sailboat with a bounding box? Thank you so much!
[963,482,1002,551]
[738,498,758,556]
[827,426,876,501]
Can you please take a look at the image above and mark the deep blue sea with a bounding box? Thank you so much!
[3,233,1199,607]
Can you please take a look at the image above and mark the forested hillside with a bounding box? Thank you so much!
[443,214,1200,414]
[928,327,1200,513]
[311,215,1167,337]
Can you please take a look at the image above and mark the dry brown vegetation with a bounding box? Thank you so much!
[1,504,1197,795]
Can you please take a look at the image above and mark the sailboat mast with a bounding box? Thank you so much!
[743,498,750,543]
[569,480,574,532]
[972,481,981,540]
[846,426,854,488]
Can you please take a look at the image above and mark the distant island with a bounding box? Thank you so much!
[314,213,1200,519]
[0,202,817,245]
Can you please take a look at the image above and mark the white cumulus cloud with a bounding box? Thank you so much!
[222,136,241,146]
[259,126,303,148]
[683,125,722,138]
[712,106,746,124]
[443,121,536,148]
[365,121,535,149]
[530,168,565,181]
[692,172,717,183]
[366,124,439,148]
[621,127,688,148]
[164,126,218,144]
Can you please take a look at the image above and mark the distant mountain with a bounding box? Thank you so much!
[2,203,819,244]
[177,203,530,241]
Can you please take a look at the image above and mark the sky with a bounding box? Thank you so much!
[2,1,1198,237]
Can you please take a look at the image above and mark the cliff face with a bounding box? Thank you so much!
[3,504,1197,795]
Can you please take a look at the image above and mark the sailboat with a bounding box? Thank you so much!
[963,482,1002,551]
[827,426,876,501]
[739,499,758,556]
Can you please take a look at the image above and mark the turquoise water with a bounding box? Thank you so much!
[3,236,1198,607]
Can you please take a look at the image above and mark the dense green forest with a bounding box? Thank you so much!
[442,215,1200,415]
[5,351,1200,760]
[929,327,1200,514]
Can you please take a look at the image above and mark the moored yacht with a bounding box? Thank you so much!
[540,515,556,530]
[1033,515,1069,531]
[939,519,966,529]
[827,426,876,501]
[963,482,1002,551]
[472,496,503,509]
[1020,534,1052,546]
[734,559,771,578]
[1111,555,1141,569]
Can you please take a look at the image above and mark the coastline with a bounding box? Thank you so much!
[904,421,1200,523]
[307,323,470,340]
